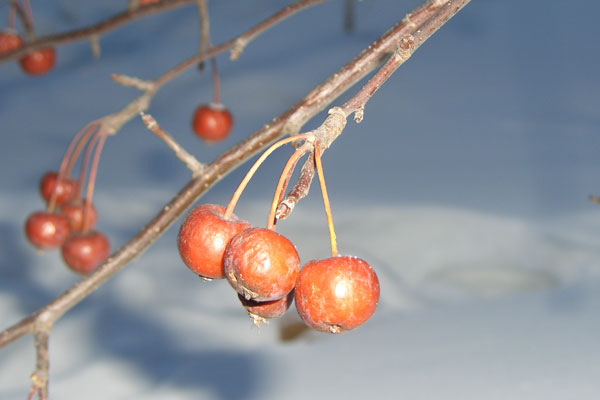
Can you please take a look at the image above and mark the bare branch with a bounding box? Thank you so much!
[0,0,196,63]
[141,112,206,176]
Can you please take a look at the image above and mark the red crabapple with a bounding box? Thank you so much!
[24,211,71,250]
[0,31,23,55]
[294,256,380,334]
[238,290,294,324]
[59,199,97,232]
[20,47,56,76]
[61,231,111,275]
[39,171,77,205]
[178,204,252,279]
[192,104,233,142]
[224,227,300,301]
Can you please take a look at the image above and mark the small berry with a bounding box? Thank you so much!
[0,31,23,55]
[60,199,97,232]
[238,290,294,324]
[192,104,233,142]
[20,47,56,76]
[224,227,300,301]
[294,256,379,334]
[39,171,77,205]
[61,231,111,275]
[178,204,252,279]
[24,211,71,250]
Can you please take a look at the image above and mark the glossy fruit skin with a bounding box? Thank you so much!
[238,290,294,320]
[0,31,23,54]
[61,231,111,275]
[39,171,77,205]
[178,204,252,279]
[24,211,71,250]
[224,227,300,301]
[192,104,233,142]
[295,256,380,334]
[60,199,97,232]
[20,47,56,76]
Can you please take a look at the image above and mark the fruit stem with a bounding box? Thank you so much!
[314,143,337,257]
[8,4,16,31]
[211,56,221,105]
[224,133,311,220]
[82,132,108,233]
[267,142,311,230]
[47,120,100,213]
[21,0,35,38]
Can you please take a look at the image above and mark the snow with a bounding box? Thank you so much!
[1,0,599,399]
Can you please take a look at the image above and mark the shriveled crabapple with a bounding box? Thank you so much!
[238,290,294,325]
[192,104,233,143]
[39,171,77,205]
[178,204,252,279]
[19,47,56,76]
[61,231,111,275]
[59,199,98,232]
[0,31,23,55]
[294,256,380,334]
[24,211,71,250]
[224,227,300,301]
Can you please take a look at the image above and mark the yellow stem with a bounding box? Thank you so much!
[266,142,311,230]
[314,143,337,257]
[224,133,309,220]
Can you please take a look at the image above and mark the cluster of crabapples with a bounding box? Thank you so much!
[0,0,56,76]
[177,136,380,333]
[24,123,111,275]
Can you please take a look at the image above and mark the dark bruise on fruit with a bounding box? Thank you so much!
[39,171,77,205]
[294,256,380,334]
[238,290,294,325]
[224,227,300,301]
[25,211,71,250]
[177,204,251,279]
[61,231,111,275]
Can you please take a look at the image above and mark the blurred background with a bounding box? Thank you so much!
[1,1,599,399]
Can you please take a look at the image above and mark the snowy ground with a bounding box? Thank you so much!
[1,0,599,399]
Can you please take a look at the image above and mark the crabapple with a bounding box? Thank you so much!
[192,104,233,142]
[39,171,77,205]
[19,47,56,76]
[0,31,23,55]
[60,199,97,232]
[238,290,294,323]
[24,211,71,250]
[61,231,111,275]
[294,256,380,334]
[224,227,300,301]
[177,204,251,279]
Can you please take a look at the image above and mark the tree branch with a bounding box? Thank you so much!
[0,0,196,63]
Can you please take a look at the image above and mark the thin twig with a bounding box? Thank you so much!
[141,112,206,176]
[0,0,197,63]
